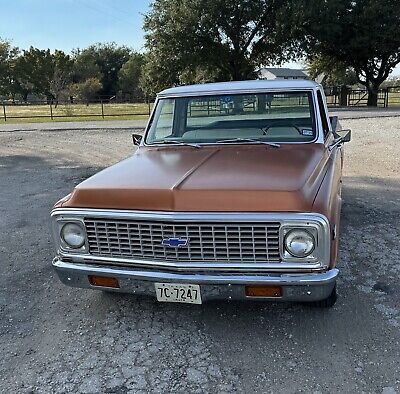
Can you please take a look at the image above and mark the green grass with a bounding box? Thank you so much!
[1,102,153,124]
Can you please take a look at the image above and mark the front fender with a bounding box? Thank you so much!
[312,148,343,268]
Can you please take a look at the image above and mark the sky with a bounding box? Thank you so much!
[0,0,151,53]
[1,0,399,76]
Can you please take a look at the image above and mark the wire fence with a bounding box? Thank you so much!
[1,97,155,122]
[2,86,400,122]
[324,86,400,108]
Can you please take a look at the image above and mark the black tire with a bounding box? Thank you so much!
[310,285,337,308]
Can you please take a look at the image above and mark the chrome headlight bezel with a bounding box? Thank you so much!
[279,219,330,267]
[51,215,88,254]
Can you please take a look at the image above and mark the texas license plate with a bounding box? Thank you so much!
[154,283,202,304]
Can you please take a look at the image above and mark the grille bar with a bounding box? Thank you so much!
[84,218,281,263]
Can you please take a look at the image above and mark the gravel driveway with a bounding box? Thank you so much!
[0,116,399,393]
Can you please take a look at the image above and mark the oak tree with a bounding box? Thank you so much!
[0,40,20,100]
[118,53,145,98]
[73,43,131,98]
[142,0,293,95]
[300,0,400,106]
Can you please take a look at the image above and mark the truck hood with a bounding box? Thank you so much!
[63,144,329,212]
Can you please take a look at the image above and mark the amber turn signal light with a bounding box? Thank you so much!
[88,275,120,288]
[245,285,282,298]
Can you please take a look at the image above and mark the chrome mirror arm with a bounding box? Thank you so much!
[328,138,343,151]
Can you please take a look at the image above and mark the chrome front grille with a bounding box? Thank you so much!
[84,218,281,263]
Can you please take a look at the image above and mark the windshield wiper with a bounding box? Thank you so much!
[215,138,280,148]
[153,140,202,149]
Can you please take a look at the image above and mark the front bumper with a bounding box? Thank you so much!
[53,258,338,302]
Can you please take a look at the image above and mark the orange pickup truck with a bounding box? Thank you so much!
[51,80,350,307]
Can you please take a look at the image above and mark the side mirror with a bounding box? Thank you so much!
[336,129,351,142]
[132,133,142,146]
[329,129,351,151]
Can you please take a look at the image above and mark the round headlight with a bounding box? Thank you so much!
[284,229,315,258]
[61,222,85,249]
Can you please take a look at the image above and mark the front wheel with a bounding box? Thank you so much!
[310,285,337,308]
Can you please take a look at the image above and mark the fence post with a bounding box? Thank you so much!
[147,99,151,116]
[50,102,53,120]
[2,103,6,122]
[385,88,389,108]
[101,100,104,119]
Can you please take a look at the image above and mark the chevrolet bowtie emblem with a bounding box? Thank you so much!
[162,237,189,248]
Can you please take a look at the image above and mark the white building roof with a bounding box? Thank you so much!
[158,79,320,98]
[260,67,308,78]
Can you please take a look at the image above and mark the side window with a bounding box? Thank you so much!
[317,90,330,138]
[147,99,175,141]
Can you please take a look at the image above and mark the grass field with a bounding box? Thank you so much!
[1,102,154,124]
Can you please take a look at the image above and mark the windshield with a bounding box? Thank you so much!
[146,91,316,145]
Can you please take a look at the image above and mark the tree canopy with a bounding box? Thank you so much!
[142,0,294,95]
[118,53,145,98]
[0,40,145,102]
[306,54,358,87]
[74,43,132,98]
[142,0,400,104]
[9,47,73,102]
[0,40,19,97]
[299,0,400,105]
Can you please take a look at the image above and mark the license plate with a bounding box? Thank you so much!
[154,283,202,304]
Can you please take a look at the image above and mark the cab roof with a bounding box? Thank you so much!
[158,79,320,98]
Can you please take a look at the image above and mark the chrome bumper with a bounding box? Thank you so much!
[53,258,338,303]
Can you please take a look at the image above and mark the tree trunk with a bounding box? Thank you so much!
[257,95,266,112]
[367,89,378,106]
[339,85,349,106]
[366,82,380,107]
[232,95,243,114]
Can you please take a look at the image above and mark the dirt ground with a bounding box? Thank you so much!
[0,115,399,393]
